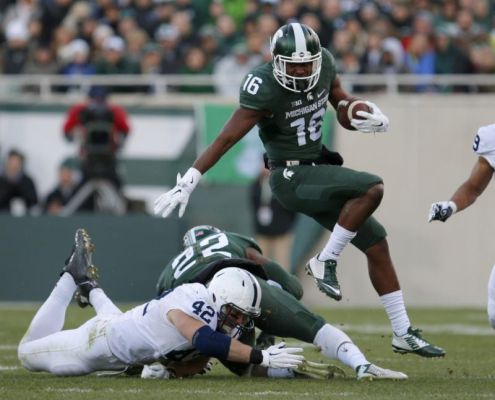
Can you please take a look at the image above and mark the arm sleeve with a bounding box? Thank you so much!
[63,104,84,136]
[191,325,231,360]
[111,105,130,135]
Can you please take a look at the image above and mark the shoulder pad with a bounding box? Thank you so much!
[239,63,276,111]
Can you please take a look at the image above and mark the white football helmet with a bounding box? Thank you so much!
[207,267,262,337]
[182,225,221,247]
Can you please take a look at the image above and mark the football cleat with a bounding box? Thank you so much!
[392,327,445,358]
[293,360,346,380]
[61,228,99,307]
[74,264,100,308]
[356,363,408,381]
[305,255,342,301]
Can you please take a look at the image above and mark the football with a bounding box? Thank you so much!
[336,98,372,130]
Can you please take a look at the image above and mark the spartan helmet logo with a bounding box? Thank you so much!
[307,92,314,101]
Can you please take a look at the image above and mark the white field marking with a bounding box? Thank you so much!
[145,389,354,397]
[336,323,495,336]
[0,302,42,309]
[46,388,93,393]
[45,386,355,398]
[0,345,17,351]
[0,365,19,370]
[280,323,494,349]
[46,388,143,394]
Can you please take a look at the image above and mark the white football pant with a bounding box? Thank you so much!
[18,274,126,375]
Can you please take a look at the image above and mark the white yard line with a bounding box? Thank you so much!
[0,345,18,351]
[333,323,495,336]
[0,365,19,370]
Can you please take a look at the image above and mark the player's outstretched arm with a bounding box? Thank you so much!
[154,107,264,218]
[429,157,494,222]
[168,309,304,368]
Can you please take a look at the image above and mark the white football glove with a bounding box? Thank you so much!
[141,363,173,379]
[428,201,457,222]
[154,168,202,218]
[261,342,304,369]
[351,101,389,133]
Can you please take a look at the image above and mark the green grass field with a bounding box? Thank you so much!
[1,305,494,400]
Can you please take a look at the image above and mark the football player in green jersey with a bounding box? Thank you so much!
[154,225,408,381]
[154,23,444,358]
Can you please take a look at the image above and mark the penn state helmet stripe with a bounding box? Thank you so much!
[246,272,259,308]
[291,23,307,54]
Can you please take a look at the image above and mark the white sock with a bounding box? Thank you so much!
[21,273,76,344]
[267,367,295,378]
[90,288,122,316]
[319,223,357,261]
[336,341,368,370]
[313,324,367,370]
[380,290,410,336]
[487,265,495,329]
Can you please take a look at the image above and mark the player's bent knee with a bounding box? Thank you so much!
[17,344,37,371]
[18,344,89,375]
[288,278,304,300]
[367,183,384,204]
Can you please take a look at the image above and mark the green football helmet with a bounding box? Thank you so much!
[182,225,221,247]
[270,22,322,93]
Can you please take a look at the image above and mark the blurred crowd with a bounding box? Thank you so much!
[0,85,131,216]
[0,0,494,94]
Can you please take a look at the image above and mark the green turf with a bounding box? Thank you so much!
[1,306,494,400]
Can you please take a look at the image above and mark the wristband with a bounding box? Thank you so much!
[180,168,202,191]
[249,349,263,365]
[448,201,458,214]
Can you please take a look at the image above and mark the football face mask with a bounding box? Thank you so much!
[217,304,255,339]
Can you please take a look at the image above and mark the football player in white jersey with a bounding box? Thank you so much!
[429,123,495,328]
[17,229,304,376]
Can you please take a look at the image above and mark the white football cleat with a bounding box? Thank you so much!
[356,363,408,381]
[392,327,445,358]
[305,255,342,301]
